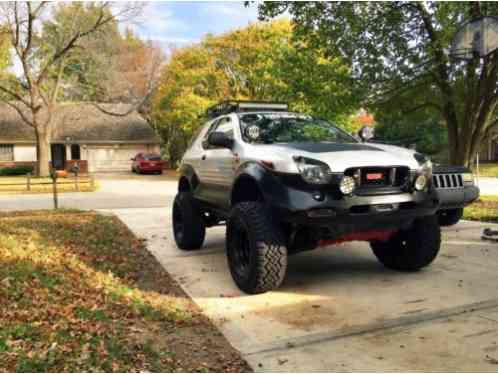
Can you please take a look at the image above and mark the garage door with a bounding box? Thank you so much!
[87,146,147,172]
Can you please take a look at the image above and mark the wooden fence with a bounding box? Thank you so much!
[0,174,95,192]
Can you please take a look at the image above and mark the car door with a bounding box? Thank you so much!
[202,116,236,208]
[189,119,220,202]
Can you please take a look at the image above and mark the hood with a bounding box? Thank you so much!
[244,142,420,173]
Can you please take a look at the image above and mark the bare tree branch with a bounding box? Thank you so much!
[36,2,143,86]
[0,84,30,106]
[3,101,33,128]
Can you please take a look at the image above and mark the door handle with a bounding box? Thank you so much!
[201,155,206,161]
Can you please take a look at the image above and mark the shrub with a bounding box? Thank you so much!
[0,165,34,176]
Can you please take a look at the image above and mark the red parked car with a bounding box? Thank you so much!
[131,153,163,174]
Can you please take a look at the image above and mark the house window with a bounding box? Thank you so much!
[0,144,14,161]
[71,144,81,160]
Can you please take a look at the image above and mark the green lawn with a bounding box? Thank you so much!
[463,195,498,223]
[0,211,249,372]
[472,163,498,178]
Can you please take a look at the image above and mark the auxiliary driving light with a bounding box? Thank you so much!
[340,176,356,195]
[414,175,428,191]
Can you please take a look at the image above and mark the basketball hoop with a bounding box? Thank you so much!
[450,16,498,60]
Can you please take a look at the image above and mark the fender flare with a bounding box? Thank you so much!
[178,163,199,192]
[231,162,285,206]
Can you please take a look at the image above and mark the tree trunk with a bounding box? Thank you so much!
[36,128,51,177]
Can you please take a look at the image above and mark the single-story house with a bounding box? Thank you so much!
[0,103,161,173]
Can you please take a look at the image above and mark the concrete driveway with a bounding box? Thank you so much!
[112,206,498,372]
[3,173,498,370]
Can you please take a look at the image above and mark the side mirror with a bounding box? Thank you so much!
[208,131,233,148]
[358,125,374,142]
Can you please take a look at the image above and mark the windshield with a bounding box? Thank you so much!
[144,154,161,161]
[239,113,358,144]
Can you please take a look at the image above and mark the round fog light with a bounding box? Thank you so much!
[414,175,427,191]
[340,176,356,195]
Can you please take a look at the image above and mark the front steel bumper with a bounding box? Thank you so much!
[262,173,439,238]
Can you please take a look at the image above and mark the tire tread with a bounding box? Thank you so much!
[173,192,205,250]
[227,201,287,294]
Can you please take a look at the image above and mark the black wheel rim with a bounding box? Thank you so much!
[173,201,184,242]
[229,217,252,280]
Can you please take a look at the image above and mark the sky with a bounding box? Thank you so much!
[126,1,260,49]
[9,1,262,76]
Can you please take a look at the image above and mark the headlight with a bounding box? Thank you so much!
[412,153,432,191]
[420,159,432,176]
[462,173,474,185]
[414,175,428,191]
[414,153,432,177]
[340,176,356,195]
[294,156,332,184]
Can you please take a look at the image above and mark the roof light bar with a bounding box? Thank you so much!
[206,100,289,119]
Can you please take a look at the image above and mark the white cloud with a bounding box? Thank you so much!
[121,2,191,42]
[198,1,259,25]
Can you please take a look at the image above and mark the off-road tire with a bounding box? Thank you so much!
[370,215,441,271]
[172,192,205,250]
[438,208,463,226]
[226,201,287,294]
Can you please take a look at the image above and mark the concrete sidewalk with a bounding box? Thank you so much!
[110,206,498,372]
[478,177,498,195]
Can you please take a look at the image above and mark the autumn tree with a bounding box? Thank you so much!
[0,25,10,72]
[42,7,163,108]
[152,44,225,164]
[0,2,148,176]
[39,2,123,102]
[257,2,498,167]
[153,20,359,165]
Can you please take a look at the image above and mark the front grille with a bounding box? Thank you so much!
[345,166,409,188]
[432,173,463,189]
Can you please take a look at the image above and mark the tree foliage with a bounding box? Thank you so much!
[40,4,163,105]
[152,20,360,165]
[39,3,122,102]
[0,25,10,72]
[258,2,498,166]
[374,109,448,160]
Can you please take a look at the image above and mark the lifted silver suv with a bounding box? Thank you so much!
[173,101,441,294]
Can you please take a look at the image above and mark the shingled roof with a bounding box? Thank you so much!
[0,103,160,144]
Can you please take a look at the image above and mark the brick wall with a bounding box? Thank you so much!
[0,161,36,169]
